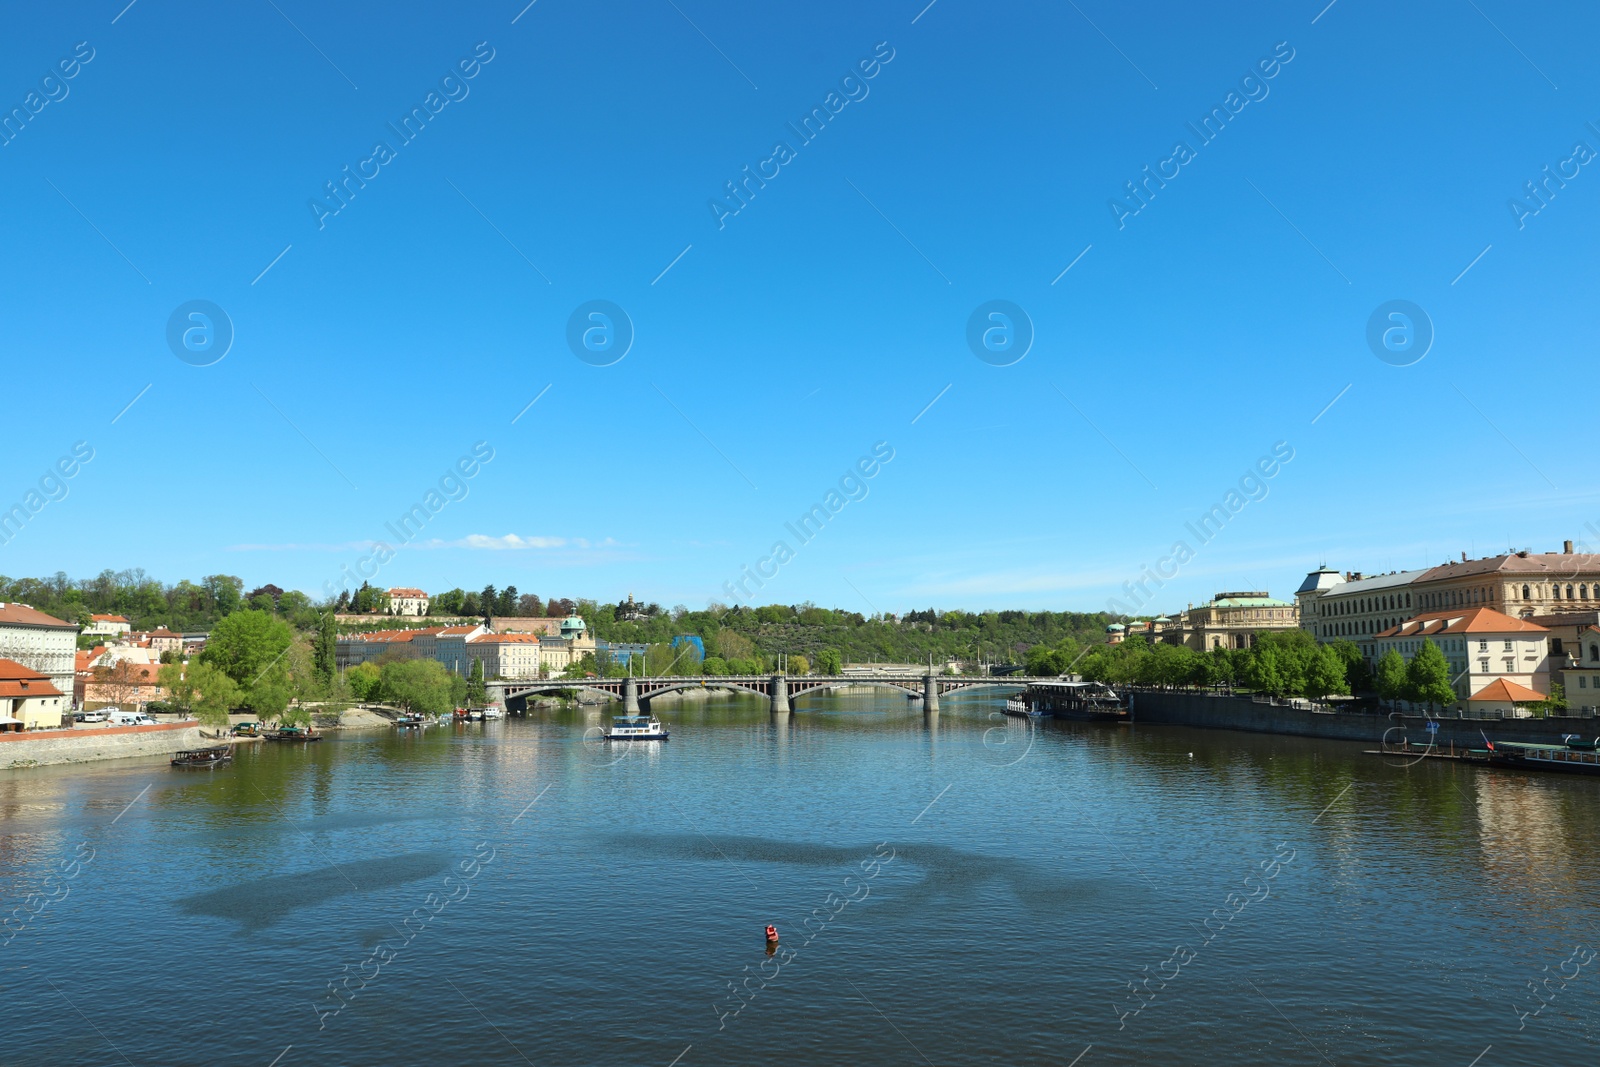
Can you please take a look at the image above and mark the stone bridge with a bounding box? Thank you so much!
[488,673,1039,715]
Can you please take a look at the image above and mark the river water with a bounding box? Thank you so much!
[3,690,1598,1065]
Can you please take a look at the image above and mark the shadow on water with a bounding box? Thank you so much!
[192,809,443,845]
[177,851,453,930]
[604,832,1106,910]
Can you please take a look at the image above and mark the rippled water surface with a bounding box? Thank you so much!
[3,691,1599,1065]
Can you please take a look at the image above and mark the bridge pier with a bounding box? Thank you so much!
[923,674,940,713]
[623,676,641,715]
[769,674,790,715]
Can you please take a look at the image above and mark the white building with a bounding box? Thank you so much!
[336,617,595,680]
[84,614,132,636]
[467,633,546,680]
[1373,607,1550,712]
[388,588,430,617]
[0,603,78,700]
[1297,567,1429,658]
[335,625,488,673]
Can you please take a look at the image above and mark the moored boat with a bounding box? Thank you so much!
[605,713,669,741]
[1486,738,1600,776]
[393,714,427,729]
[171,745,233,768]
[264,725,322,742]
[1003,697,1045,718]
[1019,680,1129,722]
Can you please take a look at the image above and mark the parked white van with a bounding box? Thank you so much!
[107,710,144,726]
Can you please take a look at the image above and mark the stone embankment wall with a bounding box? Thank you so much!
[0,722,206,769]
[1129,691,1600,746]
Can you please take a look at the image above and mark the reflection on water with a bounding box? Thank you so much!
[1,689,1598,1066]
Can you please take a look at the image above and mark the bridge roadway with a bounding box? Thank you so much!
[488,673,1045,715]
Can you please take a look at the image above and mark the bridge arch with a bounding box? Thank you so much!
[787,678,922,700]
[634,680,771,702]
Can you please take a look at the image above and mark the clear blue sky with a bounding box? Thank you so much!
[2,0,1597,615]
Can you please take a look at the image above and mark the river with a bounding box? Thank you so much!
[2,689,1597,1065]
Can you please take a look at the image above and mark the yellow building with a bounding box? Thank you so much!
[1167,592,1299,651]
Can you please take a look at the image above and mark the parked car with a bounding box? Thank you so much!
[107,710,143,726]
[76,710,110,723]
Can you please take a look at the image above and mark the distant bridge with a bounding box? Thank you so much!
[487,673,1044,714]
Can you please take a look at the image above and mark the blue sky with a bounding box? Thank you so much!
[2,0,1597,615]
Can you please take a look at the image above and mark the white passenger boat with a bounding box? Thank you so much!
[605,714,669,741]
[1004,697,1044,718]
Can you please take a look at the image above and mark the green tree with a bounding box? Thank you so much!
[1243,630,1318,696]
[204,574,244,616]
[1305,645,1350,701]
[1534,681,1569,717]
[1406,640,1456,712]
[379,659,454,715]
[1025,643,1063,676]
[1328,639,1370,693]
[1203,646,1237,688]
[160,661,241,728]
[1242,643,1288,697]
[1374,649,1407,707]
[467,658,487,705]
[202,610,294,688]
[313,612,337,688]
[347,662,382,702]
[789,654,810,676]
[815,649,843,676]
[702,656,729,676]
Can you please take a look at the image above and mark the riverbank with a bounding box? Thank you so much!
[1,721,206,769]
[1129,690,1599,747]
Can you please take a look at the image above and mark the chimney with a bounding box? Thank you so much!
[1461,551,1468,562]
[1565,540,1574,554]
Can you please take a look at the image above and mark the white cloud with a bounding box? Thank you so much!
[417,534,621,551]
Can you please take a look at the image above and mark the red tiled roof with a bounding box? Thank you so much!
[1376,607,1548,639]
[348,627,447,643]
[1420,552,1600,581]
[389,588,426,598]
[470,633,543,643]
[437,626,481,635]
[91,614,130,622]
[1468,678,1545,702]
[0,658,63,699]
[0,604,76,629]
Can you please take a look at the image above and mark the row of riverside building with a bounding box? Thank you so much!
[1111,541,1600,716]
[334,613,603,679]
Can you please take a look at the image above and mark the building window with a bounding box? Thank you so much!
[1582,676,1589,689]
[1568,584,1576,599]
[1504,640,1514,651]
[1479,639,1488,651]
[1523,584,1531,599]
[1554,638,1566,656]
[1591,644,1599,662]
[1504,658,1516,671]
[1583,585,1590,599]
[1479,658,1490,673]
